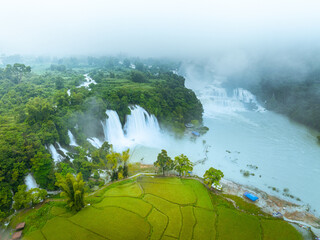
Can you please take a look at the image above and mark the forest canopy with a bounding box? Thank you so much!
[0,58,203,218]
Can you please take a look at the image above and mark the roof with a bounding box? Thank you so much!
[12,231,23,240]
[15,222,25,230]
[192,131,200,136]
[244,192,259,201]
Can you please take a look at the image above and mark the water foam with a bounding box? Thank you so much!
[68,130,78,146]
[25,173,39,190]
[101,105,162,152]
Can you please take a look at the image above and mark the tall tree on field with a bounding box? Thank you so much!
[203,167,224,188]
[174,154,193,177]
[154,149,173,176]
[55,172,85,211]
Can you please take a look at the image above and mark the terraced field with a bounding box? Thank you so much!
[21,176,302,240]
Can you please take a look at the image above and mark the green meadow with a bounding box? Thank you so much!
[15,176,302,240]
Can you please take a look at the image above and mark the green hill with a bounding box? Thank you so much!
[13,176,302,240]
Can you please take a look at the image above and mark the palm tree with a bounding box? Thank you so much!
[55,172,85,211]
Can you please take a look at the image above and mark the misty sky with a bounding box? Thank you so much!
[1,0,320,57]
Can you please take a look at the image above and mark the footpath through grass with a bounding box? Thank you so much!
[14,176,302,240]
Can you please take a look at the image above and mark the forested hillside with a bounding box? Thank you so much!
[248,69,320,133]
[0,58,203,218]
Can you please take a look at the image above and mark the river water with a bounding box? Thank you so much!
[129,69,320,217]
[46,72,320,217]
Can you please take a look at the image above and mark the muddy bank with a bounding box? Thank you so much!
[220,179,320,237]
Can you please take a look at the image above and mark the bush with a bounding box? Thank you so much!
[130,71,148,83]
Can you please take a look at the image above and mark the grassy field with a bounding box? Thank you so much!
[14,176,302,240]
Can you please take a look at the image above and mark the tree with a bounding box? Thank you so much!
[0,183,13,215]
[31,151,55,189]
[106,151,121,181]
[174,154,193,177]
[203,167,224,188]
[130,70,148,83]
[26,97,54,124]
[13,185,31,210]
[121,149,130,178]
[12,63,31,83]
[29,188,47,206]
[154,149,173,176]
[55,172,85,212]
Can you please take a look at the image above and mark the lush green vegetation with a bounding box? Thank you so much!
[11,176,302,240]
[55,173,85,212]
[203,167,224,188]
[249,76,320,133]
[0,57,203,219]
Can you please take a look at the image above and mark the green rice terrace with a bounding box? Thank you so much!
[11,176,302,240]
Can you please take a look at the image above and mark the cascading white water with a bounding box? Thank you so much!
[48,144,63,163]
[67,89,71,96]
[103,110,130,151]
[57,143,69,156]
[101,105,162,151]
[68,130,78,146]
[25,173,39,190]
[124,105,161,142]
[198,85,245,116]
[233,88,265,112]
[197,84,265,118]
[87,137,104,148]
[77,74,97,89]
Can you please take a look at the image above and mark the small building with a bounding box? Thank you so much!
[12,231,23,240]
[243,192,259,202]
[15,222,25,231]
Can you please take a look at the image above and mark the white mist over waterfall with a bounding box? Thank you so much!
[103,110,130,151]
[25,173,39,190]
[101,105,162,152]
[125,106,161,142]
[195,82,265,118]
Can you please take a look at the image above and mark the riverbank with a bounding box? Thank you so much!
[220,178,320,238]
[130,163,320,237]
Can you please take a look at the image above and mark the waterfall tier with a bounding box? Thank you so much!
[48,144,64,163]
[102,105,162,151]
[77,74,97,89]
[198,85,265,117]
[87,137,104,148]
[68,130,78,146]
[25,173,39,190]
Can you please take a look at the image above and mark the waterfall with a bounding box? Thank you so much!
[48,144,64,163]
[101,105,162,151]
[87,137,104,148]
[124,105,161,142]
[233,88,265,112]
[25,173,39,190]
[103,110,131,151]
[57,143,69,156]
[77,74,97,89]
[197,84,265,117]
[67,89,71,96]
[198,85,245,116]
[68,130,78,146]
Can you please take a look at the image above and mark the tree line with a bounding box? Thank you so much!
[0,60,204,219]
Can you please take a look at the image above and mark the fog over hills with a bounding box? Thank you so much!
[1,0,320,58]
